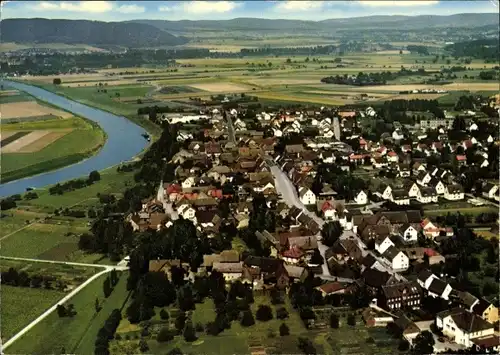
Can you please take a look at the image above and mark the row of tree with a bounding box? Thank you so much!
[321,68,427,86]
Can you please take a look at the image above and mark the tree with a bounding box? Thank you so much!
[276,307,289,320]
[110,269,119,286]
[240,310,255,327]
[183,322,197,342]
[103,276,112,298]
[398,339,410,351]
[330,313,339,328]
[256,305,273,322]
[139,339,149,353]
[279,323,290,336]
[56,304,67,317]
[347,314,356,326]
[160,309,170,320]
[298,337,317,355]
[89,170,101,183]
[53,78,62,85]
[157,327,174,342]
[95,298,101,313]
[167,348,183,355]
[309,249,324,265]
[175,312,187,334]
[321,221,343,247]
[412,330,435,354]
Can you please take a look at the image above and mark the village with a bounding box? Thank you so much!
[126,94,500,353]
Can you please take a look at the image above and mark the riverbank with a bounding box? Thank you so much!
[12,79,163,138]
[0,80,148,197]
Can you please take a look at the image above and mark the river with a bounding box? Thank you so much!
[0,80,148,197]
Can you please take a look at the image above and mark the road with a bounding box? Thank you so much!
[0,256,128,350]
[466,193,499,208]
[266,156,404,281]
[266,158,332,277]
[226,113,237,144]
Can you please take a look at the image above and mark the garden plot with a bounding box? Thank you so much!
[0,101,73,120]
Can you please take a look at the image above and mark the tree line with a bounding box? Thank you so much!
[321,68,428,86]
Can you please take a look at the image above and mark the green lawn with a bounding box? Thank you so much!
[1,119,106,183]
[1,286,65,341]
[7,271,130,354]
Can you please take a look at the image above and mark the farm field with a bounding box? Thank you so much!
[0,101,73,120]
[1,121,105,183]
[7,271,130,355]
[1,286,66,341]
[0,168,134,262]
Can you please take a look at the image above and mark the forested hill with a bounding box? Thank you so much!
[0,19,188,47]
[133,13,499,32]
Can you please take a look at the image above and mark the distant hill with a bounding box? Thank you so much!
[132,13,499,33]
[0,19,188,47]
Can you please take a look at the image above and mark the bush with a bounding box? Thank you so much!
[160,309,170,320]
[240,310,255,327]
[256,305,273,322]
[279,323,290,336]
[276,307,289,320]
[139,339,149,353]
[157,327,174,343]
[330,313,339,328]
[347,314,356,326]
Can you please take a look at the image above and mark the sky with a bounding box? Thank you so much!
[1,1,498,21]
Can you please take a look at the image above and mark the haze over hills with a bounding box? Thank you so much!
[132,13,499,32]
[0,19,188,48]
[0,14,497,49]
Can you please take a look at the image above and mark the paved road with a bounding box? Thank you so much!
[266,156,405,281]
[267,160,332,277]
[0,256,128,350]
[226,113,237,144]
[0,255,128,271]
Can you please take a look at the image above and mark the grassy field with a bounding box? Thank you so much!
[7,271,130,354]
[0,168,134,262]
[1,285,66,341]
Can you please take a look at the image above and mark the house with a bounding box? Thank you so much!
[406,182,421,198]
[416,187,438,204]
[281,245,305,264]
[318,200,338,220]
[382,247,409,272]
[316,282,349,296]
[354,190,368,205]
[394,312,422,344]
[243,256,289,289]
[399,224,418,243]
[380,281,422,310]
[391,189,410,205]
[428,178,446,195]
[376,235,395,254]
[376,184,393,200]
[482,183,499,200]
[299,187,316,205]
[428,278,453,300]
[213,262,244,281]
[397,164,411,177]
[387,151,399,163]
[404,247,445,265]
[362,307,394,327]
[444,184,465,201]
[417,171,432,186]
[472,299,499,325]
[436,308,494,347]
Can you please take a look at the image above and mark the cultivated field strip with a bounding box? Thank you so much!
[1,101,73,120]
[16,130,72,153]
[2,131,51,153]
[0,131,31,147]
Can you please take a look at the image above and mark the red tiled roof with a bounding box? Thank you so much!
[208,189,223,199]
[282,245,304,259]
[359,138,367,145]
[318,282,346,294]
[388,151,397,157]
[321,200,335,212]
[463,140,473,148]
[424,248,439,257]
[456,155,466,161]
[166,184,182,195]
